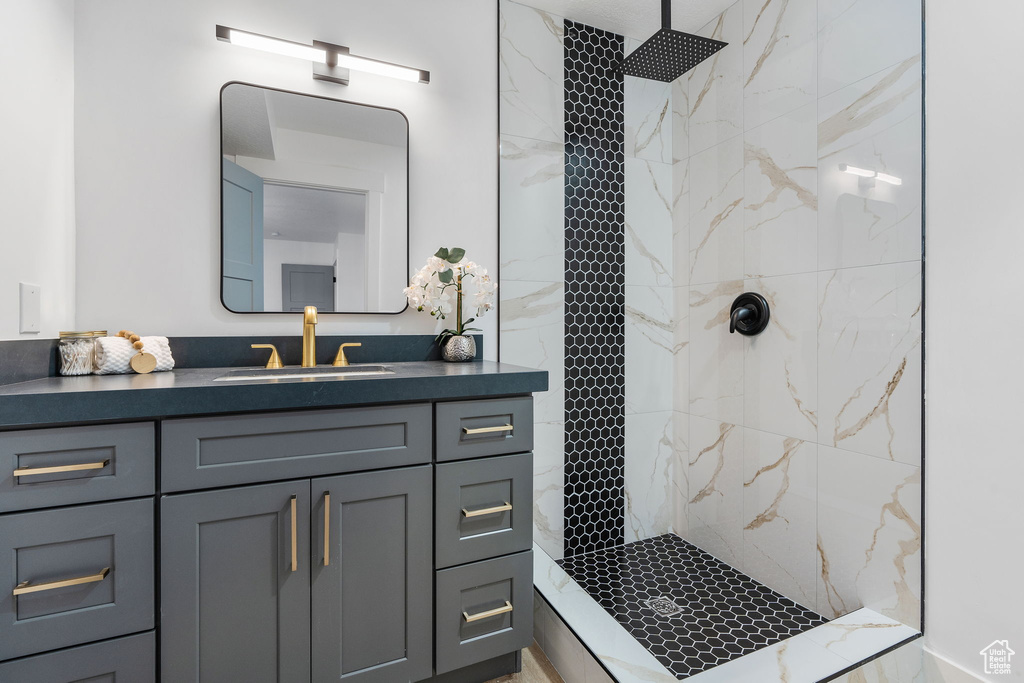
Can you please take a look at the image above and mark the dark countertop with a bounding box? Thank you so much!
[0,361,548,429]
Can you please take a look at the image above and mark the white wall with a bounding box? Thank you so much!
[72,0,498,358]
[0,0,76,340]
[926,0,1024,679]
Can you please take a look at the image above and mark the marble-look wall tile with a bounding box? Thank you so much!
[672,411,689,536]
[743,103,817,279]
[742,429,817,608]
[835,641,924,683]
[672,78,689,162]
[688,415,743,567]
[818,56,922,270]
[689,281,744,424]
[817,446,921,629]
[803,610,920,664]
[672,158,689,287]
[818,262,921,465]
[625,285,674,415]
[743,272,818,441]
[500,135,565,281]
[625,37,673,163]
[672,285,689,416]
[742,0,816,130]
[499,280,565,424]
[625,157,673,287]
[624,411,674,543]
[817,0,922,97]
[689,135,744,285]
[688,3,744,155]
[499,0,564,143]
[534,420,565,561]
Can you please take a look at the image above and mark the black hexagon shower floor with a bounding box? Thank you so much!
[557,534,827,679]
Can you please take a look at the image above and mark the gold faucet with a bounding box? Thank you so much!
[302,306,318,367]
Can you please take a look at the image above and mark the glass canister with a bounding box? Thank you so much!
[58,331,107,376]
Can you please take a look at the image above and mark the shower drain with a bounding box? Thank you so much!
[643,595,686,618]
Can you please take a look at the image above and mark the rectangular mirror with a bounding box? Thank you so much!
[220,82,409,314]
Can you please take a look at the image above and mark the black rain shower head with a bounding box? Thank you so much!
[620,0,728,82]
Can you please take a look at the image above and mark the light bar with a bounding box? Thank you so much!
[839,164,876,178]
[225,28,328,63]
[875,172,903,186]
[839,164,902,186]
[216,25,429,85]
[335,53,423,83]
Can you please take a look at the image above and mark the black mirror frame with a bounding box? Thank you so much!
[219,81,410,316]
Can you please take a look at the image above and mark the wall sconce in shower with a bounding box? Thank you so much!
[839,164,902,187]
[215,25,430,85]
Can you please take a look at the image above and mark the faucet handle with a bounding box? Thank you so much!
[333,343,362,367]
[251,344,284,369]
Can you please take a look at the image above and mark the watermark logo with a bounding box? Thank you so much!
[980,640,1015,675]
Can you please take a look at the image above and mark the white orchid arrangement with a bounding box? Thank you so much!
[405,247,497,344]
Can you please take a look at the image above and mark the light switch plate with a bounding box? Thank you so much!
[19,283,41,334]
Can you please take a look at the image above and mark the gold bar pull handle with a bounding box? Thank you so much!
[13,567,110,596]
[13,460,110,477]
[323,492,331,567]
[463,601,513,623]
[462,502,512,518]
[290,495,298,572]
[462,424,514,436]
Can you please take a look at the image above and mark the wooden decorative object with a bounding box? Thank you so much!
[118,330,158,374]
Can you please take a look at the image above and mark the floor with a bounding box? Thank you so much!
[557,534,827,679]
[487,642,564,683]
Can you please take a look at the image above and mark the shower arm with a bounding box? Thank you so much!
[662,0,671,28]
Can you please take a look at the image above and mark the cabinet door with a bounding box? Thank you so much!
[161,481,311,683]
[311,466,432,683]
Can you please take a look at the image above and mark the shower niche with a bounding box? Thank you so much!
[498,0,924,679]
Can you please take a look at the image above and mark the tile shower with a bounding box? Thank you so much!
[498,0,923,678]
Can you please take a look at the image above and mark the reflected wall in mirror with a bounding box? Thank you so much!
[220,83,409,314]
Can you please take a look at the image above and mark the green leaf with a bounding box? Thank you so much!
[438,269,453,284]
[446,247,466,263]
[434,247,450,260]
[463,317,475,326]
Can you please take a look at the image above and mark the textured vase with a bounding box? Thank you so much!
[442,335,476,362]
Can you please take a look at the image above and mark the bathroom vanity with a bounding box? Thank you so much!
[0,360,546,682]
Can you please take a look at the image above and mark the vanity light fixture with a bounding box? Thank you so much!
[840,164,903,186]
[215,25,430,85]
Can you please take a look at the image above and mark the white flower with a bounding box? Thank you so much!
[405,248,495,328]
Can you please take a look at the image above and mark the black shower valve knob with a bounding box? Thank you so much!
[729,292,770,336]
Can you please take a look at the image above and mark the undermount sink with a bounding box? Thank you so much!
[213,365,395,382]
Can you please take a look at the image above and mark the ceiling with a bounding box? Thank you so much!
[264,184,367,244]
[509,0,738,39]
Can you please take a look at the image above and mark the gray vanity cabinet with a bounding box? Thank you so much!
[161,466,434,683]
[160,481,312,683]
[310,466,433,683]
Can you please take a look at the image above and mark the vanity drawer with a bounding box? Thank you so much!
[435,550,533,675]
[435,397,533,462]
[0,498,155,661]
[0,423,155,513]
[435,453,533,568]
[161,404,431,492]
[0,631,155,682]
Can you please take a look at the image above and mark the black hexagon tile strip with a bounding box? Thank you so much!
[557,534,828,679]
[563,19,627,559]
